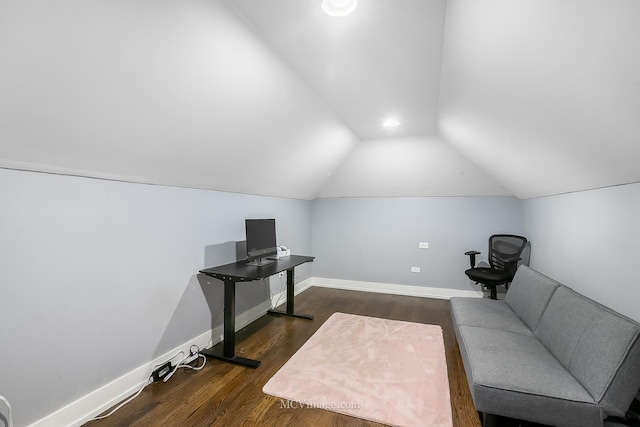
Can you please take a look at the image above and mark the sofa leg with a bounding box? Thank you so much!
[481,412,499,427]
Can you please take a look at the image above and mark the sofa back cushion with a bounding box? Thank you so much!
[505,266,560,331]
[535,286,640,416]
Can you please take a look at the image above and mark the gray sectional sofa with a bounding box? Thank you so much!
[450,265,640,427]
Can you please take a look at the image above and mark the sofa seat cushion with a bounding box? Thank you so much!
[456,325,602,427]
[450,297,533,335]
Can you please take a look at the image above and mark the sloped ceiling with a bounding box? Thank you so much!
[0,0,357,200]
[438,0,640,199]
[232,0,446,140]
[1,0,639,200]
[318,135,511,197]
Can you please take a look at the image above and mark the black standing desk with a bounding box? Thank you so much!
[198,255,314,368]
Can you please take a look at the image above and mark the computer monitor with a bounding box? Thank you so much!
[245,218,277,266]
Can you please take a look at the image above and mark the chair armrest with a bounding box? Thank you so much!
[465,251,481,268]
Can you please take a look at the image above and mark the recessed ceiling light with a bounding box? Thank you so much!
[383,119,400,128]
[322,0,358,17]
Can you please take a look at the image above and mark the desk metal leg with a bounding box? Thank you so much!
[200,279,261,368]
[268,268,314,320]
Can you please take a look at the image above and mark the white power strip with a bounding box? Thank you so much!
[183,352,201,365]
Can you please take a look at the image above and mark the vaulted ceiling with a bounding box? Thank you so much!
[0,0,638,200]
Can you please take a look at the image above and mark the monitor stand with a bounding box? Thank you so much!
[246,257,275,266]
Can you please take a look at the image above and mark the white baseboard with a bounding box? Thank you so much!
[28,298,276,427]
[309,277,483,299]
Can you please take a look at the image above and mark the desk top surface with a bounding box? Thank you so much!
[199,254,314,281]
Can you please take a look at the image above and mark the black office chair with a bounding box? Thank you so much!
[464,234,528,299]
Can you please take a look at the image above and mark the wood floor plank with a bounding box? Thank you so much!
[85,287,482,427]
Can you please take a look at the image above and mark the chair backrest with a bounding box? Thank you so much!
[488,234,528,276]
[534,286,640,417]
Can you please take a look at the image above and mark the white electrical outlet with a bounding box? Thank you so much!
[418,242,429,249]
[411,266,421,273]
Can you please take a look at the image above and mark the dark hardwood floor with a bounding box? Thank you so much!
[85,287,484,427]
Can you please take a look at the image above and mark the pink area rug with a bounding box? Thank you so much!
[262,312,452,427]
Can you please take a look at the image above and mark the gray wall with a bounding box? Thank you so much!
[4,165,639,425]
[310,190,640,322]
[311,196,524,290]
[522,182,640,322]
[0,168,311,427]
